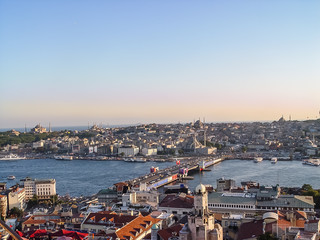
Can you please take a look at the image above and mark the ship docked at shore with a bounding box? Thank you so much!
[0,154,26,161]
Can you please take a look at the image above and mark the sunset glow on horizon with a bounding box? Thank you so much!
[1,1,319,128]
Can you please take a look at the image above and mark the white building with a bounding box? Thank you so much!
[118,146,139,157]
[141,147,157,156]
[22,178,56,200]
[7,186,26,210]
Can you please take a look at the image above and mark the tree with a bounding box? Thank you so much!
[302,184,313,192]
[9,207,23,218]
[241,146,248,153]
[257,232,278,240]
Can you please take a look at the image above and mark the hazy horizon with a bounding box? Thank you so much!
[1,1,319,128]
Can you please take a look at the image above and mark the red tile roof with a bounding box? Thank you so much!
[157,224,183,240]
[115,214,161,240]
[159,194,194,209]
[82,213,137,228]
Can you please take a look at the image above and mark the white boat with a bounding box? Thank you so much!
[55,155,73,160]
[133,158,146,162]
[254,157,263,163]
[271,157,278,164]
[7,175,15,180]
[0,154,26,161]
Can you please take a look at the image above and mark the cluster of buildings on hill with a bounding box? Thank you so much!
[2,118,320,159]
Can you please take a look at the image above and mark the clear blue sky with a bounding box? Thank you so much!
[1,0,319,128]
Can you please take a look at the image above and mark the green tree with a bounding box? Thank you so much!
[302,184,313,191]
[241,146,248,153]
[257,233,278,240]
[9,207,24,218]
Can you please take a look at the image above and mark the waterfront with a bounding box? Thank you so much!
[0,159,319,197]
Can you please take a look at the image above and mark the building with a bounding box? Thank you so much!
[81,211,161,239]
[208,186,315,216]
[21,177,56,200]
[118,146,139,157]
[216,178,236,192]
[158,193,194,218]
[179,184,223,240]
[141,147,158,156]
[97,189,118,206]
[7,185,26,211]
[30,124,47,134]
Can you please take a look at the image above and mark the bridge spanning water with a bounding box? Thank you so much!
[127,157,224,190]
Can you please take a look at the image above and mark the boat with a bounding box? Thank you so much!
[133,158,146,162]
[0,154,26,161]
[302,159,320,166]
[7,175,15,180]
[254,157,263,163]
[271,157,278,164]
[54,155,73,161]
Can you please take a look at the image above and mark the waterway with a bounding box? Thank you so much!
[185,159,319,191]
[0,159,318,197]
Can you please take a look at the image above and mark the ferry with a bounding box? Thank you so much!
[302,159,320,166]
[0,154,26,161]
[254,157,263,163]
[7,175,16,180]
[271,157,278,164]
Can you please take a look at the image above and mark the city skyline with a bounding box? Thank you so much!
[1,1,319,128]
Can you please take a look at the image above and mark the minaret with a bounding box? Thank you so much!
[24,124,27,133]
[49,122,51,133]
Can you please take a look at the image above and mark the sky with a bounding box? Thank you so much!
[0,0,320,128]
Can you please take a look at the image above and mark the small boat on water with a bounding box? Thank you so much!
[271,157,278,164]
[254,157,263,163]
[7,175,15,180]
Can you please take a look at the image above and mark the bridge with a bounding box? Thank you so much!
[128,157,225,191]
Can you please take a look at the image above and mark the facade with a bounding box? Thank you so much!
[118,146,139,157]
[216,178,236,192]
[141,147,157,156]
[21,178,56,200]
[7,186,26,210]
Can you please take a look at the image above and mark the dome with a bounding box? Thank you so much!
[195,184,206,194]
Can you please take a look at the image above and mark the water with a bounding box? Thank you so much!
[0,159,318,197]
[0,159,175,196]
[185,159,319,190]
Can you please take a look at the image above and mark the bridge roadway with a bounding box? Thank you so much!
[128,157,224,190]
